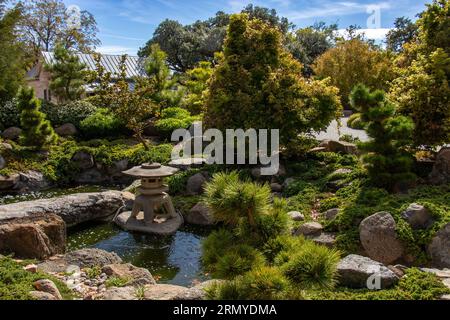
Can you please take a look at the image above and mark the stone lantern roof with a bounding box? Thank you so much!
[122,163,178,178]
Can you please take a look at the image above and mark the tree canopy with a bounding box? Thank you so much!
[204,14,342,147]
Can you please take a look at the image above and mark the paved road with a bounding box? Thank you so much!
[315,117,369,142]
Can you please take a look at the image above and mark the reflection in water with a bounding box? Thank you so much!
[68,222,211,287]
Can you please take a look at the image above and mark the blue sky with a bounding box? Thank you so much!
[63,0,431,55]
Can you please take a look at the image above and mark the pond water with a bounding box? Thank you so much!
[67,222,211,287]
[1,186,211,287]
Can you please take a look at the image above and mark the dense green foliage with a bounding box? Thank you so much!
[0,256,74,300]
[0,6,25,104]
[41,100,97,127]
[45,44,88,102]
[351,84,415,190]
[17,87,57,150]
[386,17,418,53]
[314,39,395,109]
[390,0,450,148]
[346,113,365,130]
[0,99,20,129]
[79,108,125,139]
[183,61,214,115]
[309,268,450,300]
[155,107,200,140]
[204,14,342,147]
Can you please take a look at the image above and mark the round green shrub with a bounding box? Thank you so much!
[281,242,340,290]
[42,100,97,127]
[0,99,20,129]
[79,108,125,139]
[161,107,191,119]
[214,244,266,279]
[263,235,305,263]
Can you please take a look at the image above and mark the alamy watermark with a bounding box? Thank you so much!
[171,123,280,176]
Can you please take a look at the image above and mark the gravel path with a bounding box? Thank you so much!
[315,118,369,142]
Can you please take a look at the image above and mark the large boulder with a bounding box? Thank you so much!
[428,223,450,268]
[101,286,137,300]
[0,173,19,190]
[102,263,156,286]
[288,211,305,222]
[337,254,399,289]
[75,168,107,184]
[71,151,94,170]
[292,222,323,237]
[33,279,62,300]
[185,203,215,226]
[359,212,405,265]
[1,127,22,141]
[429,147,450,185]
[55,123,78,137]
[323,208,340,221]
[186,172,209,195]
[143,284,190,300]
[402,203,434,229]
[0,213,66,260]
[0,191,129,227]
[38,248,123,273]
[15,171,51,193]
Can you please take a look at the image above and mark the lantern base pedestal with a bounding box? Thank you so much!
[114,211,184,236]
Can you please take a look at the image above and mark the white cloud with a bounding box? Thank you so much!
[284,1,392,21]
[97,45,138,55]
[336,28,392,40]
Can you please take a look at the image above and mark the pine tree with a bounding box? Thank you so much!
[45,44,87,102]
[351,84,415,190]
[184,61,213,115]
[18,87,57,149]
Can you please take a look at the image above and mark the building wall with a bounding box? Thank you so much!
[26,62,59,104]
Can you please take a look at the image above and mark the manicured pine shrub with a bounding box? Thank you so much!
[204,171,271,228]
[262,235,306,264]
[350,84,416,190]
[155,107,200,140]
[213,244,266,279]
[17,87,57,150]
[281,241,340,291]
[79,108,125,139]
[202,228,235,268]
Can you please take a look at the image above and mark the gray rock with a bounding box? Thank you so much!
[71,151,94,170]
[143,284,190,300]
[102,263,156,286]
[429,147,450,185]
[359,212,405,265]
[0,173,20,190]
[293,222,323,237]
[270,183,283,193]
[65,249,123,269]
[106,159,129,175]
[29,291,58,300]
[34,279,62,300]
[1,127,22,141]
[186,203,215,226]
[101,286,137,300]
[186,172,209,195]
[0,155,5,170]
[0,191,129,227]
[323,208,340,221]
[288,211,305,222]
[282,178,295,189]
[311,232,336,248]
[320,140,358,155]
[55,123,78,137]
[402,203,434,229]
[177,280,224,300]
[75,168,106,184]
[16,171,51,193]
[428,222,450,268]
[337,254,399,289]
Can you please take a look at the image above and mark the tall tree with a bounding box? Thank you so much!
[144,43,183,113]
[18,86,57,149]
[139,5,292,72]
[287,22,337,77]
[0,4,26,102]
[389,0,450,148]
[183,61,213,115]
[18,0,100,59]
[45,44,87,102]
[386,17,418,53]
[111,56,155,150]
[351,84,415,191]
[313,39,395,109]
[204,14,342,148]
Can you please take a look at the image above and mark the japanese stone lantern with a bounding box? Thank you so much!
[114,163,183,235]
